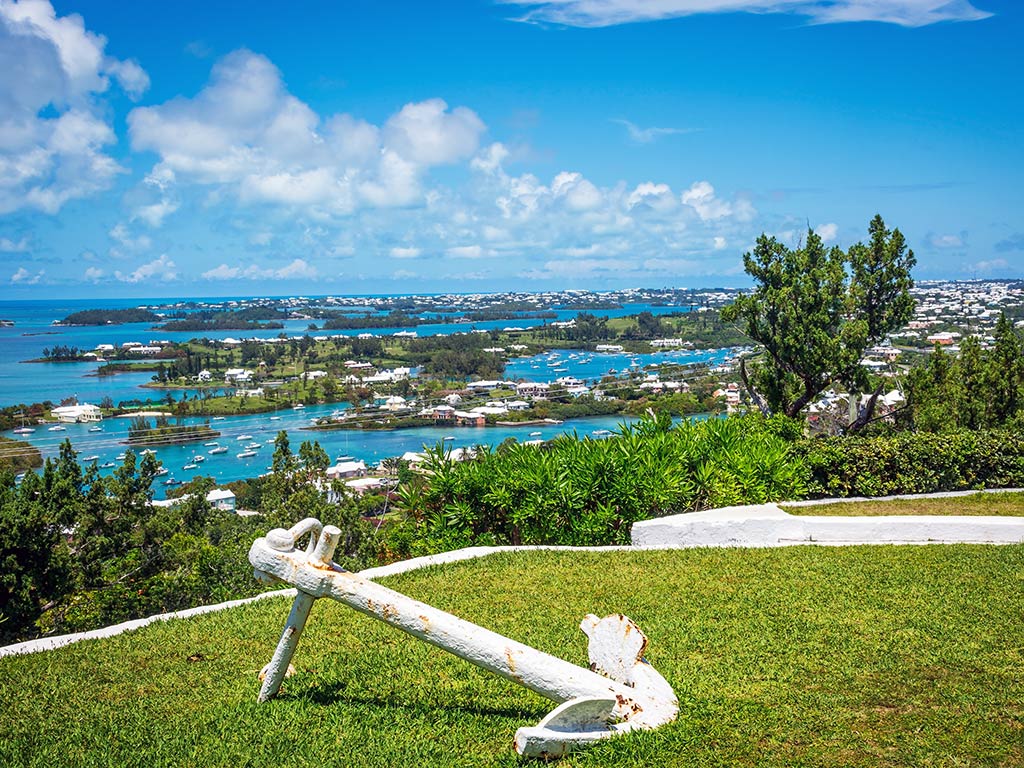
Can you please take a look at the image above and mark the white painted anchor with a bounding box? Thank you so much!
[249,518,678,758]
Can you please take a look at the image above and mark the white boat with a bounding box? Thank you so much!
[13,427,34,434]
[245,443,261,450]
[194,455,205,462]
[89,426,103,432]
[292,403,305,410]
[100,462,116,469]
[83,455,100,462]
[237,434,253,441]
[336,455,354,462]
[182,463,198,471]
[209,446,228,455]
[48,425,66,432]
[529,431,542,437]
[155,468,168,476]
[163,478,181,486]
[265,438,275,443]
[237,450,257,458]
[269,416,281,420]
[115,453,126,460]
[141,449,157,455]
[212,416,226,421]
[204,441,219,447]
[592,429,612,436]
[443,436,455,441]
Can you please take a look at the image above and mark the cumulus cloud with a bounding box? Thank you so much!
[0,236,29,252]
[927,232,965,249]
[115,254,177,283]
[816,222,838,242]
[134,198,179,227]
[446,245,495,258]
[83,266,103,282]
[201,258,318,281]
[682,180,755,222]
[504,1,992,28]
[389,246,422,259]
[109,222,151,251]
[382,98,485,166]
[972,258,1008,274]
[0,0,147,214]
[10,265,44,284]
[128,50,486,214]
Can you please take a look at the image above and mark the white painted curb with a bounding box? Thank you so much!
[631,503,1024,548]
[4,489,1022,659]
[0,545,635,659]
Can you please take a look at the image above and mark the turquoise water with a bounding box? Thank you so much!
[0,295,716,492]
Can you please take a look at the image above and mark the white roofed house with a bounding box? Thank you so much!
[52,403,102,423]
[224,368,254,383]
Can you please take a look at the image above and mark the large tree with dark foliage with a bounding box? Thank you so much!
[723,215,915,430]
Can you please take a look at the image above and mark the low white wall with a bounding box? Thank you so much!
[0,544,633,659]
[631,503,1024,548]
[5,492,1023,659]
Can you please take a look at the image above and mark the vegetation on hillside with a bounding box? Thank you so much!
[59,308,159,325]
[0,437,43,472]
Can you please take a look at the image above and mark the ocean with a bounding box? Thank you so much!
[0,295,725,494]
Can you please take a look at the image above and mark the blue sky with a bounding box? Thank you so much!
[0,0,1020,298]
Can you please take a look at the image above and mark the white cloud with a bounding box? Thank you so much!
[83,266,103,282]
[382,98,486,166]
[928,232,965,249]
[0,236,29,252]
[971,259,1008,273]
[115,254,177,283]
[627,182,676,212]
[446,245,494,258]
[816,222,838,242]
[612,119,692,143]
[129,51,486,215]
[713,236,727,250]
[134,198,179,227]
[504,1,992,28]
[0,0,147,214]
[681,181,732,221]
[390,246,422,259]
[471,142,510,174]
[201,258,318,281]
[10,265,43,284]
[109,222,151,251]
[392,269,418,279]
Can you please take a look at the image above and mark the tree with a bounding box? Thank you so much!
[985,313,1024,425]
[722,216,915,430]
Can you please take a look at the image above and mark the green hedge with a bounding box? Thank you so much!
[798,429,1024,498]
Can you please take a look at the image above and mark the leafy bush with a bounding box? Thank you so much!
[394,414,808,551]
[797,429,1024,498]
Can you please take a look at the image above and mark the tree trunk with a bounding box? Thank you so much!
[740,359,771,416]
[846,383,885,434]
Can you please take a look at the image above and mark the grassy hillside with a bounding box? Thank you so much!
[2,546,1022,767]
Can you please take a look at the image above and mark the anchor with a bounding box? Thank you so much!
[249,518,678,758]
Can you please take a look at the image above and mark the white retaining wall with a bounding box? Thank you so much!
[631,502,1024,548]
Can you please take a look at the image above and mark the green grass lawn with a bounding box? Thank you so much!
[2,546,1022,767]
[785,491,1024,517]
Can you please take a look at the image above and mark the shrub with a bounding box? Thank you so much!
[797,429,1024,498]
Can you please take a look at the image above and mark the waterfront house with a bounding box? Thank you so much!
[52,403,102,423]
